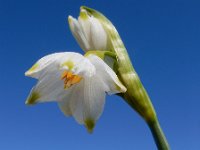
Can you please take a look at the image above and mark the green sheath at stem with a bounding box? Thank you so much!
[82,6,170,150]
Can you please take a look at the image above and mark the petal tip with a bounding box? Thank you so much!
[25,71,30,76]
[84,119,95,134]
[120,85,127,93]
[68,15,73,23]
[25,91,40,105]
[80,6,86,11]
[68,15,77,25]
[79,9,88,20]
[25,63,39,77]
[80,6,90,13]
[115,78,127,93]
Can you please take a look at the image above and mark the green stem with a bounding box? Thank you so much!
[148,120,170,150]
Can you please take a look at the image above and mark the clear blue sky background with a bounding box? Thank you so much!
[0,0,199,149]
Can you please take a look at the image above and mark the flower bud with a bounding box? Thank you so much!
[68,9,108,52]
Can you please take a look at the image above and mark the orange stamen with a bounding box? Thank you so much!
[71,76,82,84]
[61,71,82,89]
[61,71,68,79]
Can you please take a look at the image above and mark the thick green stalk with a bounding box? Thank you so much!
[148,120,170,150]
[82,6,170,150]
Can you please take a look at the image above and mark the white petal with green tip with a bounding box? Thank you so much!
[25,52,126,132]
[87,54,127,94]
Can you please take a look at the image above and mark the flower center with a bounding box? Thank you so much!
[61,71,82,89]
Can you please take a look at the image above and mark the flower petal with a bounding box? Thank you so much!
[25,52,83,79]
[25,53,63,79]
[58,83,81,116]
[68,16,90,51]
[26,71,68,104]
[83,76,106,133]
[78,9,92,47]
[86,54,127,94]
[65,76,106,133]
[90,17,107,50]
[25,52,88,104]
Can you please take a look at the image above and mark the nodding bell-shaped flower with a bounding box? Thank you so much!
[68,9,108,51]
[25,52,126,132]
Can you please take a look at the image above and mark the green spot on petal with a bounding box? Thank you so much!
[25,91,40,105]
[28,63,39,72]
[61,61,74,70]
[85,119,95,133]
[80,9,89,20]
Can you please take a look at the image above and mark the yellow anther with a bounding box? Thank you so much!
[61,71,82,89]
[71,76,82,84]
[67,71,73,79]
[61,71,68,79]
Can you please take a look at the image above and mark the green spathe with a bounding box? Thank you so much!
[81,6,170,150]
[81,6,156,122]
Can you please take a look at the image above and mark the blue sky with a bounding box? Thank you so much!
[0,0,200,149]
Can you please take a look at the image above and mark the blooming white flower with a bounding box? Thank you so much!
[25,52,126,132]
[68,9,108,52]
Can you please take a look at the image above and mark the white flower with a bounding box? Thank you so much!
[68,9,108,52]
[25,52,126,132]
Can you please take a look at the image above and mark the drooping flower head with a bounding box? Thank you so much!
[25,52,126,132]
